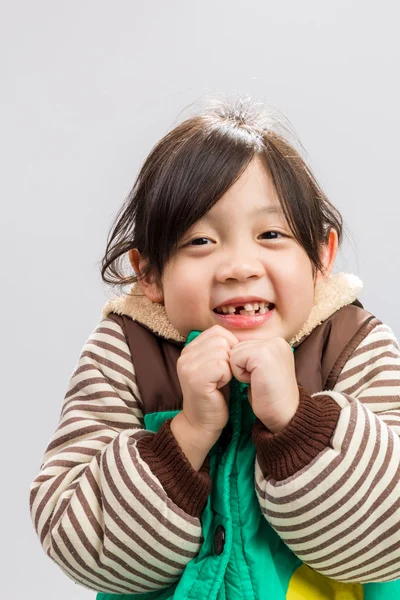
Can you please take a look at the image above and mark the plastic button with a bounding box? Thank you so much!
[214,525,226,555]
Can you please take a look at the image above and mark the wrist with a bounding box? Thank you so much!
[170,412,220,470]
[258,386,300,433]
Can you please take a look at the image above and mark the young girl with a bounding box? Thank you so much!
[30,98,400,600]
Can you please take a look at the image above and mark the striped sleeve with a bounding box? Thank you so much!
[29,317,208,594]
[253,323,400,584]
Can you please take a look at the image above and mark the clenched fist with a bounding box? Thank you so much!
[229,337,299,432]
[177,325,239,437]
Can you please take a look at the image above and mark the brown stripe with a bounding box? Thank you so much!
[347,338,391,361]
[64,389,121,407]
[257,401,359,508]
[89,338,132,364]
[380,420,400,427]
[378,410,400,417]
[307,482,400,570]
[57,521,140,593]
[63,387,141,413]
[102,492,187,571]
[51,538,125,594]
[95,325,126,343]
[101,543,172,587]
[55,417,139,436]
[337,351,399,385]
[87,455,176,581]
[67,503,160,588]
[271,404,383,535]
[113,436,201,543]
[361,395,400,404]
[41,496,71,543]
[45,424,116,453]
[103,521,176,580]
[86,447,200,549]
[342,364,400,396]
[71,363,139,398]
[81,350,135,384]
[62,403,137,418]
[31,474,53,484]
[74,486,102,546]
[44,459,82,469]
[359,562,400,583]
[103,440,195,560]
[316,515,400,579]
[282,423,394,549]
[367,378,400,389]
[34,469,71,533]
[29,484,41,509]
[65,376,120,400]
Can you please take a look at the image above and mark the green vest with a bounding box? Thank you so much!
[97,330,400,600]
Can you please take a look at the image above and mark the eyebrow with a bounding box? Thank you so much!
[201,205,284,224]
[250,206,284,217]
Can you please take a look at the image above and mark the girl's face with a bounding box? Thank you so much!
[142,158,336,343]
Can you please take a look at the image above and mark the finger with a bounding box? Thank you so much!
[229,355,251,384]
[182,337,235,363]
[186,325,239,349]
[187,357,232,389]
[180,347,231,370]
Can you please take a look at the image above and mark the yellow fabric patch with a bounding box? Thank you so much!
[287,565,364,600]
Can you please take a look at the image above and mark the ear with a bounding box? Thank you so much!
[316,229,339,280]
[129,249,164,304]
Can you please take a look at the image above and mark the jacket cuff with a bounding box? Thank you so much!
[136,419,211,518]
[252,386,341,481]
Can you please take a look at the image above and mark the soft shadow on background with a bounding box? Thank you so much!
[1,1,399,598]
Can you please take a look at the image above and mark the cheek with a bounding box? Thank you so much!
[162,269,204,317]
[276,254,315,307]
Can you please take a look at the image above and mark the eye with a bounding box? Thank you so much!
[189,237,213,246]
[259,231,284,240]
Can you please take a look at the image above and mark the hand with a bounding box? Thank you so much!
[177,325,239,440]
[229,337,299,432]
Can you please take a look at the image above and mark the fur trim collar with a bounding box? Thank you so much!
[102,272,363,347]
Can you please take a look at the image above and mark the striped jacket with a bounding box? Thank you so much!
[30,273,400,597]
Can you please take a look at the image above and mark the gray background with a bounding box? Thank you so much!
[2,1,399,598]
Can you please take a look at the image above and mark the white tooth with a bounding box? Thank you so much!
[244,303,253,311]
[227,306,236,314]
[253,303,259,311]
[259,302,265,309]
[221,306,228,313]
[259,307,266,314]
[239,309,255,316]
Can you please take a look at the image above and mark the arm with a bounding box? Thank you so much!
[253,322,400,583]
[30,317,211,594]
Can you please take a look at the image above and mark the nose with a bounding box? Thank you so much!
[214,251,265,283]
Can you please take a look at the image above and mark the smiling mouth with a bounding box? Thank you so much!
[213,302,275,316]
